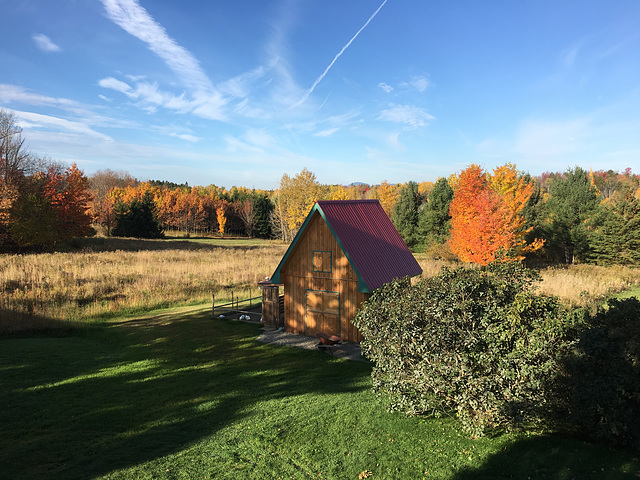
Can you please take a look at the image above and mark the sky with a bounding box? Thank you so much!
[0,0,639,189]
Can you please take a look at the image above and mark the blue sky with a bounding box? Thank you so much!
[1,0,638,189]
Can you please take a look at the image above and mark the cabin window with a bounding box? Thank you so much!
[312,250,332,273]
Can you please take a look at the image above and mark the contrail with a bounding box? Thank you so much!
[291,0,388,109]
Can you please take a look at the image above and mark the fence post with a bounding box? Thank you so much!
[212,294,215,317]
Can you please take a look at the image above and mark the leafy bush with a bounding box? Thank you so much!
[353,262,575,437]
[555,297,640,450]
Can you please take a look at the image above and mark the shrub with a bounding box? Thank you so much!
[555,297,640,450]
[353,262,575,437]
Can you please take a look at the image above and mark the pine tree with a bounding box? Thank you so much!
[543,167,600,264]
[417,177,453,246]
[112,192,163,239]
[392,181,421,248]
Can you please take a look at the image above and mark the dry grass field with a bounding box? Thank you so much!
[2,238,638,334]
[0,238,286,333]
[413,254,640,307]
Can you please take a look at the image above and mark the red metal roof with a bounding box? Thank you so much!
[271,200,422,292]
[316,200,422,291]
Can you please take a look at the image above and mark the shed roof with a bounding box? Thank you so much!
[271,200,422,293]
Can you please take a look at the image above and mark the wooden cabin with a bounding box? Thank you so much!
[269,200,422,342]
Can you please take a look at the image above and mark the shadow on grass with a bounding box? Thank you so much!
[0,308,369,479]
[0,308,81,337]
[65,236,280,253]
[451,435,640,480]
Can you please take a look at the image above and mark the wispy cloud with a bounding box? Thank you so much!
[378,104,435,128]
[100,0,227,119]
[291,0,388,109]
[0,84,78,109]
[32,34,61,53]
[14,110,113,142]
[378,82,393,93]
[314,128,338,137]
[406,75,430,93]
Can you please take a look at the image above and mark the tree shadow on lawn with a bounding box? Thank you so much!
[0,308,369,479]
[451,434,640,480]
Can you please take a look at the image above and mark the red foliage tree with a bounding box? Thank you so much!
[449,164,543,265]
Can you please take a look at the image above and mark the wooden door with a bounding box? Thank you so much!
[261,285,280,328]
[305,290,340,337]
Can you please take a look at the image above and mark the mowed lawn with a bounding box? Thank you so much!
[1,307,638,479]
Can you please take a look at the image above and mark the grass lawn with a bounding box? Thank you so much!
[1,306,638,479]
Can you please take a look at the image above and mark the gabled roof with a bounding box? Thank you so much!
[271,200,422,293]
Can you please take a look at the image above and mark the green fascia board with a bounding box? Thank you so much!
[270,203,371,293]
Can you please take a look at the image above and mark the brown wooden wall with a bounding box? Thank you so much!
[280,212,367,342]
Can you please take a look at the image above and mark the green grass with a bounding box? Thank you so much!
[1,306,638,479]
[613,284,640,300]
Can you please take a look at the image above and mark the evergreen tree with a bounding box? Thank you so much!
[112,192,164,239]
[392,181,421,249]
[417,177,453,246]
[543,167,600,264]
[589,185,640,265]
[252,193,274,239]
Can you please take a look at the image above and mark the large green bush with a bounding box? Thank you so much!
[555,297,640,450]
[353,262,576,437]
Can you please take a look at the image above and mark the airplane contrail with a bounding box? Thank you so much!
[291,0,388,109]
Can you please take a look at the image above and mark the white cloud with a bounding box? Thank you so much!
[377,104,435,128]
[170,133,200,143]
[409,75,429,92]
[399,75,430,93]
[98,77,133,95]
[33,34,61,53]
[100,0,228,120]
[0,84,79,109]
[14,110,113,142]
[101,0,213,92]
[314,128,338,137]
[378,82,393,93]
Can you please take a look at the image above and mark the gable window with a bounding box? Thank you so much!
[313,250,332,273]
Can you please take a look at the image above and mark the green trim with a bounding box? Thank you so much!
[304,288,341,337]
[270,202,371,293]
[312,250,332,273]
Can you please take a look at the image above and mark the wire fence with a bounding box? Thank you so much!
[212,291,262,319]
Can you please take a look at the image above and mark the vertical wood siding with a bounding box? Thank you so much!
[281,212,366,342]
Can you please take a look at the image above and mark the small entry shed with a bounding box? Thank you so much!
[268,200,422,342]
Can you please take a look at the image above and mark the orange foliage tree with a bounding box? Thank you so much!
[449,164,543,265]
[44,163,93,240]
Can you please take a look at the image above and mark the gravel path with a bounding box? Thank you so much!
[255,327,364,362]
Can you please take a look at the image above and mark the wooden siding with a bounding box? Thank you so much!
[280,211,366,342]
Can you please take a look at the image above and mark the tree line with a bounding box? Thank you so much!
[2,109,638,266]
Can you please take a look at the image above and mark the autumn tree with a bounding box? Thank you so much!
[44,163,93,240]
[375,180,399,218]
[89,169,137,235]
[449,164,543,265]
[272,168,327,242]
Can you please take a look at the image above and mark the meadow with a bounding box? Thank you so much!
[2,237,640,335]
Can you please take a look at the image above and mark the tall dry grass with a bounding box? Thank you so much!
[1,243,286,332]
[414,256,640,307]
[3,241,638,334]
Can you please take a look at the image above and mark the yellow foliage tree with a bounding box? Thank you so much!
[274,168,327,241]
[376,180,399,217]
